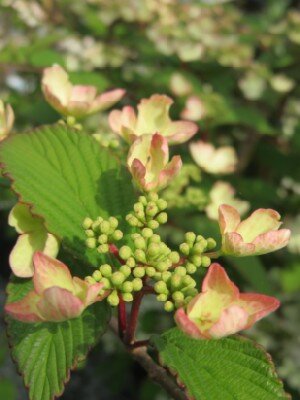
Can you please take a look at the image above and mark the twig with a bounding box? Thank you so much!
[125,289,144,345]
[117,293,127,339]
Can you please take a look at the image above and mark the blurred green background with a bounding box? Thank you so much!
[0,0,300,399]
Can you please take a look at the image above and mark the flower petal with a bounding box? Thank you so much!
[37,287,84,322]
[222,232,256,256]
[218,204,241,235]
[166,120,198,144]
[33,252,74,295]
[208,305,249,338]
[157,155,182,191]
[174,308,205,339]
[236,208,282,243]
[109,106,136,140]
[251,229,291,255]
[5,291,42,323]
[90,88,125,113]
[8,203,43,234]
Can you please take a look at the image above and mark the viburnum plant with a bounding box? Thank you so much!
[0,66,292,400]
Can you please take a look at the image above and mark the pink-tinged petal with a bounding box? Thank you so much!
[85,282,106,305]
[37,287,84,322]
[166,120,198,144]
[175,308,205,339]
[5,291,42,323]
[222,232,256,256]
[236,208,282,243]
[218,204,241,234]
[208,305,249,338]
[33,252,74,295]
[91,88,125,113]
[109,109,123,134]
[157,155,182,190]
[180,96,205,122]
[201,263,239,299]
[70,85,97,103]
[150,133,169,170]
[130,158,147,190]
[252,229,291,255]
[109,106,136,137]
[237,293,280,329]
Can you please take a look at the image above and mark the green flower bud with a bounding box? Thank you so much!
[206,238,217,250]
[85,229,95,238]
[147,243,160,257]
[86,238,96,248]
[138,196,147,205]
[100,264,112,277]
[146,266,156,277]
[107,290,119,306]
[135,209,145,219]
[132,278,143,291]
[164,301,174,312]
[157,199,167,211]
[82,217,93,230]
[201,256,211,268]
[161,271,171,282]
[119,265,131,278]
[184,288,198,297]
[169,251,180,264]
[172,291,184,302]
[142,228,153,238]
[185,232,196,245]
[109,216,119,229]
[154,272,162,280]
[150,234,161,243]
[186,262,197,274]
[96,216,104,224]
[190,255,202,267]
[97,244,109,254]
[119,246,132,260]
[123,293,134,302]
[92,221,101,231]
[182,275,196,287]
[154,281,168,294]
[127,215,140,227]
[174,266,187,276]
[148,220,159,230]
[193,241,207,254]
[133,266,145,278]
[134,237,146,249]
[85,276,96,284]
[100,220,111,234]
[156,212,167,224]
[100,277,111,289]
[146,202,158,217]
[126,257,136,268]
[98,234,108,244]
[92,270,102,281]
[170,275,182,289]
[112,230,123,241]
[134,249,146,263]
[134,202,144,213]
[156,261,169,272]
[179,243,190,255]
[157,294,168,302]
[122,281,133,293]
[184,296,193,305]
[147,193,159,202]
[111,271,126,287]
[196,235,205,243]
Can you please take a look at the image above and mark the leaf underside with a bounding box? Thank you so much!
[152,328,290,400]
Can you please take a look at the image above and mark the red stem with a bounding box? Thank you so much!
[125,290,144,345]
[118,293,127,339]
[109,243,124,265]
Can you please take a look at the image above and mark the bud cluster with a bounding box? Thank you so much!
[126,193,168,230]
[83,216,123,254]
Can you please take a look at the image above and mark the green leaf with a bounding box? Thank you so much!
[0,124,135,266]
[152,328,289,400]
[6,277,110,400]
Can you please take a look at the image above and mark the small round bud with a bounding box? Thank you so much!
[156,212,167,224]
[132,278,143,291]
[185,232,196,244]
[119,265,131,278]
[107,290,119,306]
[157,294,168,302]
[184,288,198,297]
[92,221,101,231]
[85,276,96,284]
[123,293,133,302]
[109,216,118,229]
[98,234,108,244]
[92,270,102,281]
[147,243,160,257]
[164,301,174,312]
[186,263,197,274]
[112,230,123,241]
[146,202,158,217]
[134,237,146,250]
[193,243,206,254]
[206,238,217,250]
[126,257,136,268]
[196,235,205,243]
[142,228,153,238]
[97,244,109,254]
[191,255,202,267]
[100,221,111,234]
[134,202,144,213]
[150,234,161,244]
[122,281,133,293]
[161,271,171,282]
[170,275,182,289]
[147,192,159,202]
[134,249,146,263]
[82,217,93,230]
[172,291,184,302]
[100,264,112,277]
[101,277,111,289]
[174,266,187,276]
[85,229,95,238]
[154,272,162,280]
[148,220,159,230]
[146,266,156,277]
[169,251,180,264]
[157,199,167,210]
[133,267,145,278]
[184,296,193,305]
[154,281,168,294]
[138,196,147,205]
[182,275,196,287]
[156,261,169,272]
[179,243,190,255]
[119,246,132,260]
[86,238,97,248]
[201,256,211,268]
[111,272,126,287]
